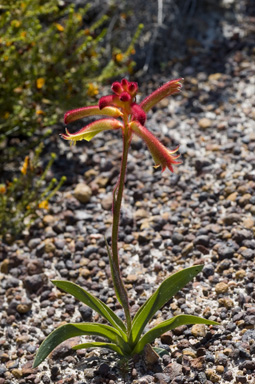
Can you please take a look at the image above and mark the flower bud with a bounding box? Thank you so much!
[119,92,131,102]
[121,78,129,90]
[128,82,138,96]
[111,82,123,95]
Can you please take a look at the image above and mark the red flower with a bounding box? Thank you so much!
[61,78,183,172]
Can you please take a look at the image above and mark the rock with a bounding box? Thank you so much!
[125,274,138,283]
[0,259,9,274]
[242,216,254,229]
[23,274,45,293]
[217,245,235,260]
[191,324,206,337]
[215,282,228,294]
[198,118,212,129]
[160,331,173,345]
[96,363,110,376]
[163,362,182,380]
[194,235,210,247]
[43,215,55,226]
[134,209,150,220]
[143,344,159,365]
[235,269,246,279]
[223,213,242,225]
[216,365,224,374]
[16,302,32,314]
[101,193,112,210]
[171,233,184,244]
[73,183,92,203]
[227,192,238,201]
[50,338,80,360]
[44,239,56,254]
[79,306,93,321]
[239,193,251,206]
[218,297,234,309]
[205,369,220,382]
[11,369,23,378]
[181,242,194,257]
[27,260,44,275]
[154,373,171,383]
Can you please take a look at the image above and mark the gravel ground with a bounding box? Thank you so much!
[0,1,255,384]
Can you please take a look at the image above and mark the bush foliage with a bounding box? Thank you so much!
[0,143,66,241]
[0,0,142,160]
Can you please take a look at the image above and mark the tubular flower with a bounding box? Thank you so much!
[61,78,184,172]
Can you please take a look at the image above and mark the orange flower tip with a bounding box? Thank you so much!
[111,82,123,95]
[119,92,131,102]
[131,104,147,125]
[99,95,113,110]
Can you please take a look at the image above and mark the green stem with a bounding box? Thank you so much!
[111,128,132,335]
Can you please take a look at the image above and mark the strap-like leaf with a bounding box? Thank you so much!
[132,315,219,355]
[72,341,125,356]
[131,265,204,345]
[33,322,130,368]
[52,280,127,337]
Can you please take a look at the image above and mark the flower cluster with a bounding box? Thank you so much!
[61,78,183,172]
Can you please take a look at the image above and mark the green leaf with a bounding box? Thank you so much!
[131,265,204,345]
[52,280,127,337]
[72,341,125,356]
[33,322,130,368]
[132,315,219,355]
[153,347,169,357]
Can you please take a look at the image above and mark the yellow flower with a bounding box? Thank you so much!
[36,109,44,115]
[36,78,45,89]
[4,112,10,119]
[115,53,124,63]
[87,83,99,97]
[0,185,6,194]
[21,156,29,175]
[75,13,82,22]
[38,200,49,209]
[11,20,21,28]
[20,31,27,38]
[55,23,64,32]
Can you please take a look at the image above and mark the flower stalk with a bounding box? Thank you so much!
[110,130,132,335]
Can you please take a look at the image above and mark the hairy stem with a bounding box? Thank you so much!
[111,128,132,335]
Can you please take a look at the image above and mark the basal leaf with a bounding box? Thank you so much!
[131,265,204,345]
[33,322,129,368]
[132,315,219,355]
[52,280,126,337]
[72,341,125,356]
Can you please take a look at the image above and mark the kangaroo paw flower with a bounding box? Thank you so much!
[64,106,123,124]
[62,77,183,172]
[60,118,123,143]
[140,78,184,113]
[130,121,181,172]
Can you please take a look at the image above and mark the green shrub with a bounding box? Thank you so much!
[0,143,66,241]
[0,0,142,161]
